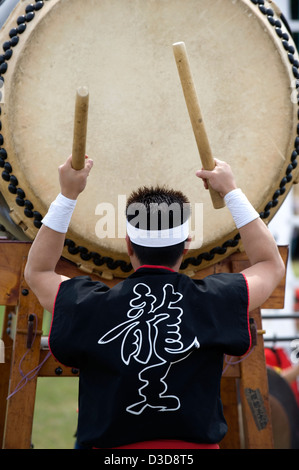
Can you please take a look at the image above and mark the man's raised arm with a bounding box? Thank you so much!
[24,155,93,313]
[196,159,285,312]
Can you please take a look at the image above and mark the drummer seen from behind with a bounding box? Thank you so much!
[24,156,285,449]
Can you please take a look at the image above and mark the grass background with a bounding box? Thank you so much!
[32,377,79,449]
[31,312,80,449]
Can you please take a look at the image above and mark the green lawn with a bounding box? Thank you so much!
[293,260,299,277]
[32,377,79,449]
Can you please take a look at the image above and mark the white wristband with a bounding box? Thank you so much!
[42,193,77,233]
[224,188,259,229]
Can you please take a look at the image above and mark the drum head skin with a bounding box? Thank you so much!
[0,0,298,278]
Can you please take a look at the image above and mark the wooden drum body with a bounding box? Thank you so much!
[0,0,298,278]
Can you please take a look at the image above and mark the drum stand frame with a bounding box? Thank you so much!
[0,241,288,449]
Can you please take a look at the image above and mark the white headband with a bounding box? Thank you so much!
[126,220,189,247]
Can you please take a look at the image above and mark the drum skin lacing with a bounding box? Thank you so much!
[0,0,298,273]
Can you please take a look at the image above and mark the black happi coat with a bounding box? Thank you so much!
[49,266,251,448]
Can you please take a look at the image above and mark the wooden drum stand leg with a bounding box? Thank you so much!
[0,242,44,449]
[239,306,273,449]
[0,305,14,446]
[219,248,288,449]
[220,305,274,449]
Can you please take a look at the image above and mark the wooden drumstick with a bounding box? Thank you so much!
[72,86,89,170]
[173,42,225,209]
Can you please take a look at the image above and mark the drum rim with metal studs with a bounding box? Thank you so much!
[0,0,298,279]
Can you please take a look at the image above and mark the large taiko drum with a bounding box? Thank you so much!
[0,0,298,279]
[267,368,299,449]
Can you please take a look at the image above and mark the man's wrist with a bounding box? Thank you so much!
[60,189,79,201]
[224,188,242,202]
[42,193,77,233]
[222,185,238,197]
[224,188,259,229]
